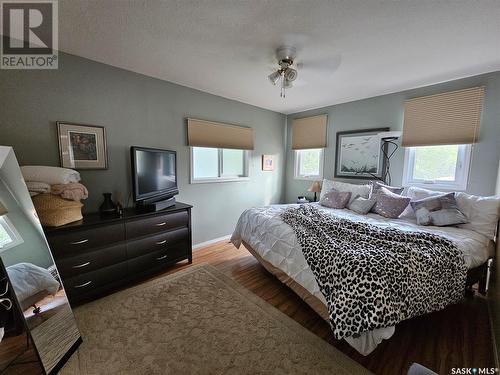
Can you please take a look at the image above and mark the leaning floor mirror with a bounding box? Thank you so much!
[0,146,81,374]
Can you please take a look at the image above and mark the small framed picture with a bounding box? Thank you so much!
[57,122,108,170]
[262,155,276,171]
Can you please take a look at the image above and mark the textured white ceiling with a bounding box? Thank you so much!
[59,0,500,114]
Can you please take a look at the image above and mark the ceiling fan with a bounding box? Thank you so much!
[268,46,298,98]
[267,44,342,98]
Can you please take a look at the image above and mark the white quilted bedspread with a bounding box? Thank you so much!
[230,203,493,355]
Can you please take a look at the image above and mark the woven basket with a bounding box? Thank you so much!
[32,194,83,227]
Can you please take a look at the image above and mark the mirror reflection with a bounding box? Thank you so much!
[0,147,81,374]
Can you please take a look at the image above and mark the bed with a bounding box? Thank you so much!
[231,201,496,355]
[6,263,60,311]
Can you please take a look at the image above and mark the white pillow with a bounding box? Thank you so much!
[406,186,444,199]
[320,179,371,205]
[400,187,500,240]
[455,192,500,240]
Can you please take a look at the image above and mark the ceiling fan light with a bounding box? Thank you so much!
[284,68,297,82]
[284,79,293,89]
[268,71,281,85]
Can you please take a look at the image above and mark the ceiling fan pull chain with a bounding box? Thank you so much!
[281,71,285,98]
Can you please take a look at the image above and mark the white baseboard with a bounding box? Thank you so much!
[192,235,231,251]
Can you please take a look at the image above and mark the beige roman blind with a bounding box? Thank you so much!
[402,86,485,147]
[187,118,254,150]
[292,114,328,150]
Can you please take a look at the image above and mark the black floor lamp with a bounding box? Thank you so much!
[378,131,402,185]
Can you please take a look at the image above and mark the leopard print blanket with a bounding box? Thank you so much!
[281,205,467,339]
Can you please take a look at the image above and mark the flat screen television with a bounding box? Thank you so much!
[131,146,179,203]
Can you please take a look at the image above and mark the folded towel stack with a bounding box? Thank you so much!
[26,181,51,196]
[21,166,81,185]
[51,183,89,201]
[21,166,88,201]
[21,166,89,227]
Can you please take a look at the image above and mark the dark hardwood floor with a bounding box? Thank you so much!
[151,240,495,375]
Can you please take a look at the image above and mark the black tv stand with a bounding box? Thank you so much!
[137,197,176,212]
[43,202,193,305]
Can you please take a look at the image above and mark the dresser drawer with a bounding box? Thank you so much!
[64,261,128,296]
[126,228,189,259]
[125,211,188,239]
[48,223,125,255]
[127,243,189,275]
[56,243,127,278]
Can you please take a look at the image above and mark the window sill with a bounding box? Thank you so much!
[190,177,250,184]
[294,176,323,181]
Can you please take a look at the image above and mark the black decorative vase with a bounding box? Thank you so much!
[99,193,117,216]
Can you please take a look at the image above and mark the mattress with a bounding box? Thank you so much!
[230,203,494,355]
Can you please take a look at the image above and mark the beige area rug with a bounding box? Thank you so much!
[61,264,371,375]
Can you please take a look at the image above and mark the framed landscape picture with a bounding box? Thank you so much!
[57,122,108,169]
[262,155,276,171]
[334,127,389,179]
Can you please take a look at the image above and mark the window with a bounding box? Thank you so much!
[191,147,249,183]
[0,216,23,252]
[294,149,324,180]
[402,144,472,190]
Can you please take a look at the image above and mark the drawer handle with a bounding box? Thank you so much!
[0,281,8,297]
[70,239,89,245]
[72,261,91,269]
[156,255,168,260]
[74,281,92,289]
[0,298,12,311]
[156,240,167,245]
[155,222,167,227]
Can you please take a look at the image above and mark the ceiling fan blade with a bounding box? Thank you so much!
[296,54,342,75]
[291,78,307,88]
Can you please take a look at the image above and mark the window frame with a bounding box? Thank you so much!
[190,147,250,184]
[402,144,472,191]
[293,148,324,181]
[0,216,24,252]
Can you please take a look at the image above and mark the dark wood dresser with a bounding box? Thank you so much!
[44,202,192,305]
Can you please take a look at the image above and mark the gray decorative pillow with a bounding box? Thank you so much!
[320,180,371,205]
[320,189,352,209]
[371,181,404,196]
[410,193,468,226]
[348,195,376,215]
[372,187,411,218]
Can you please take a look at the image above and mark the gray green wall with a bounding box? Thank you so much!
[285,71,500,203]
[1,53,498,245]
[0,53,286,245]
